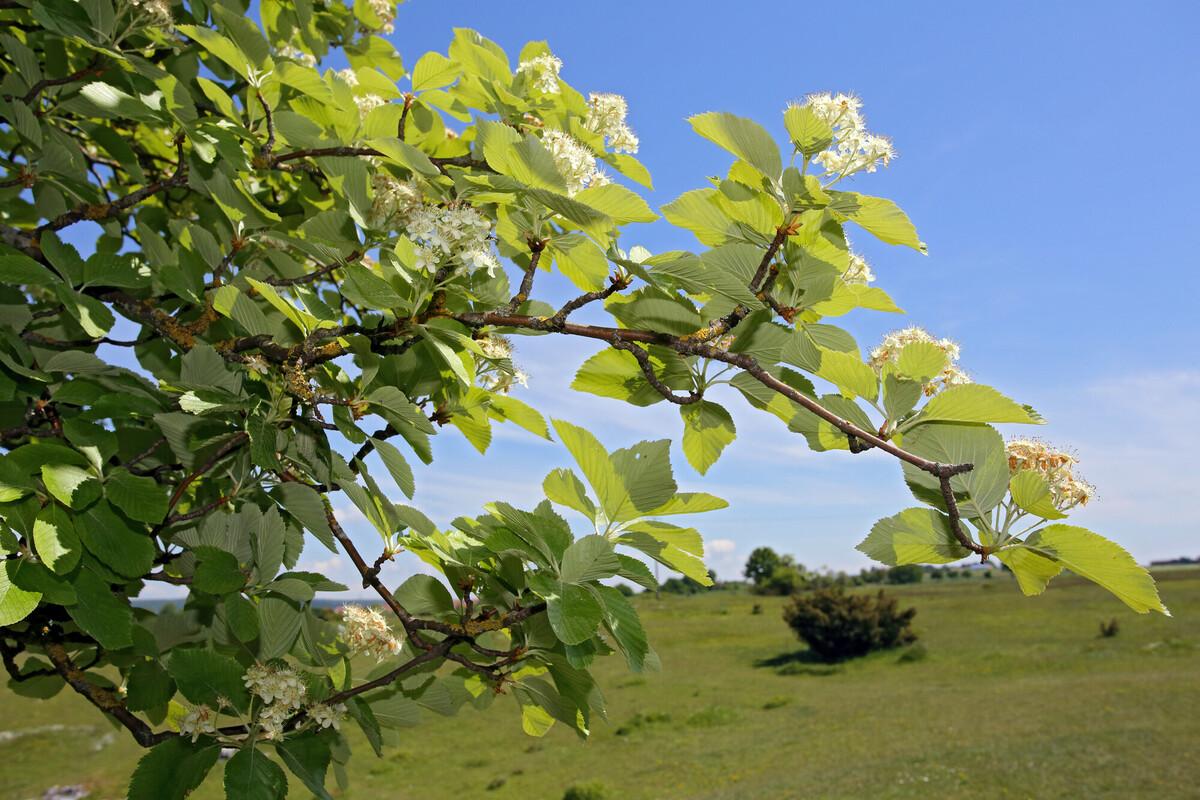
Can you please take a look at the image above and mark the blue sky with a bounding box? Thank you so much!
[149,1,1200,594]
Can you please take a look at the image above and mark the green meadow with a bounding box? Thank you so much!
[3,569,1197,800]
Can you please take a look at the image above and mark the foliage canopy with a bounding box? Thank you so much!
[0,0,1166,796]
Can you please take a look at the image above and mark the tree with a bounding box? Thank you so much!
[744,546,782,585]
[0,2,1167,797]
[886,564,924,584]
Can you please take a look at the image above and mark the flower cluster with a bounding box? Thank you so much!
[517,53,563,94]
[365,0,396,34]
[800,92,895,179]
[869,326,971,396]
[127,0,172,28]
[337,69,387,118]
[341,604,403,660]
[542,130,608,195]
[475,334,529,394]
[368,174,423,230]
[1005,439,1095,510]
[842,252,876,285]
[178,704,217,742]
[278,44,317,68]
[585,93,639,154]
[244,663,307,740]
[308,703,347,731]
[404,203,499,276]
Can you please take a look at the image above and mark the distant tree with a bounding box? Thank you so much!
[886,564,925,584]
[744,547,783,586]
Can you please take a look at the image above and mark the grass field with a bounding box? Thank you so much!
[3,569,1198,800]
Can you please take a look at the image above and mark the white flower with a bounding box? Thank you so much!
[369,175,423,230]
[401,203,497,275]
[178,704,217,742]
[801,92,895,179]
[341,605,403,660]
[542,130,604,195]
[477,334,513,360]
[586,93,639,154]
[308,703,347,731]
[336,69,386,118]
[517,53,563,94]
[843,253,875,285]
[1006,438,1094,510]
[278,44,316,68]
[128,0,172,28]
[366,0,395,34]
[244,663,307,710]
[869,326,971,396]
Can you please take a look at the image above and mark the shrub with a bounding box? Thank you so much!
[563,783,609,800]
[751,603,764,615]
[615,583,636,597]
[757,565,806,596]
[782,588,917,662]
[1099,618,1120,638]
[886,564,925,584]
[930,569,945,580]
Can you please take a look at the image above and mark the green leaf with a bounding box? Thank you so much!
[372,438,415,499]
[33,503,81,574]
[617,521,710,586]
[68,566,133,650]
[552,420,623,524]
[828,192,925,252]
[194,547,246,594]
[533,576,603,646]
[895,341,948,382]
[661,189,734,247]
[571,347,690,408]
[125,660,176,712]
[270,483,336,553]
[167,648,252,712]
[257,596,304,660]
[1009,469,1068,520]
[559,535,621,584]
[212,285,272,336]
[76,500,156,578]
[340,263,403,310]
[901,423,1010,519]
[0,560,41,626]
[393,574,455,618]
[595,585,648,671]
[105,469,168,524]
[994,546,1063,597]
[542,468,596,521]
[224,748,288,800]
[276,734,334,800]
[368,693,421,728]
[129,738,221,800]
[549,235,608,292]
[412,51,461,90]
[783,104,834,156]
[573,184,657,225]
[680,401,736,475]
[857,507,970,565]
[1000,524,1169,615]
[177,26,254,81]
[367,137,440,178]
[915,384,1044,426]
[689,112,782,179]
[41,463,99,509]
[816,349,878,402]
[487,394,550,440]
